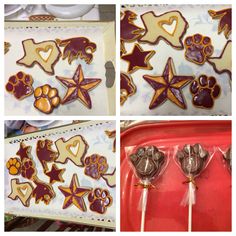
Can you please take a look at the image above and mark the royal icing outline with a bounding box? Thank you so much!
[121,43,155,74]
[17,38,61,75]
[207,40,232,78]
[56,37,96,64]
[55,135,89,167]
[139,10,189,49]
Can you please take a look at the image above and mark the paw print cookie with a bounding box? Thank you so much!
[84,154,108,180]
[21,158,37,180]
[34,84,60,114]
[6,157,21,175]
[184,34,214,65]
[88,188,112,214]
[190,75,221,109]
[5,71,34,100]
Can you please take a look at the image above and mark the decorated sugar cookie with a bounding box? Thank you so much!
[120,72,136,105]
[184,34,214,65]
[208,8,231,39]
[4,42,11,54]
[58,173,91,211]
[32,177,55,205]
[190,75,221,109]
[36,139,58,171]
[207,40,231,77]
[88,188,112,214]
[139,11,188,49]
[34,84,60,114]
[84,154,108,180]
[6,157,21,175]
[8,178,34,207]
[56,64,101,109]
[120,10,144,54]
[102,168,116,188]
[121,44,155,74]
[55,135,88,167]
[56,37,96,64]
[5,71,34,100]
[143,57,194,109]
[45,164,65,184]
[105,130,116,152]
[17,39,61,75]
[16,142,32,161]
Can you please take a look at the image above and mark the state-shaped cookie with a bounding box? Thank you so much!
[17,39,61,75]
[207,40,231,77]
[55,135,89,167]
[139,11,188,49]
[8,178,34,207]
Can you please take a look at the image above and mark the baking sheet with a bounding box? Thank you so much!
[5,120,116,229]
[120,5,231,116]
[5,21,115,115]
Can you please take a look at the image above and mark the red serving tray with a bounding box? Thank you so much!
[120,121,231,231]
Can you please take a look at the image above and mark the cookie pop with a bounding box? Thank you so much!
[176,143,209,231]
[129,146,166,231]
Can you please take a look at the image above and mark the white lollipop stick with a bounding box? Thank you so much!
[188,181,193,232]
[140,187,149,232]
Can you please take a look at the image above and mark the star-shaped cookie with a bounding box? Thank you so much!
[121,43,155,73]
[143,57,194,109]
[45,164,65,184]
[56,64,101,109]
[58,174,91,211]
[16,142,32,161]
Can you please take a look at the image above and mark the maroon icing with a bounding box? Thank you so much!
[88,188,112,214]
[143,57,194,110]
[121,10,143,41]
[32,178,55,205]
[56,64,101,109]
[121,44,155,73]
[57,37,96,64]
[45,164,65,184]
[209,8,231,39]
[184,34,214,64]
[120,72,136,105]
[139,10,189,49]
[21,159,37,180]
[190,75,221,109]
[5,71,34,100]
[16,142,32,161]
[84,154,108,180]
[207,40,232,77]
[58,174,91,211]
[36,139,57,171]
[120,10,143,54]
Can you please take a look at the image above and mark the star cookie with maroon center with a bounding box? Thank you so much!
[45,164,65,184]
[58,173,91,211]
[121,43,155,74]
[56,64,101,109]
[143,57,194,109]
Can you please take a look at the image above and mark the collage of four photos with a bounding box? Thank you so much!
[4,2,232,233]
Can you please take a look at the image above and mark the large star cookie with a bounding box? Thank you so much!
[207,40,231,77]
[143,57,194,109]
[56,64,101,109]
[58,174,91,211]
[121,43,155,73]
